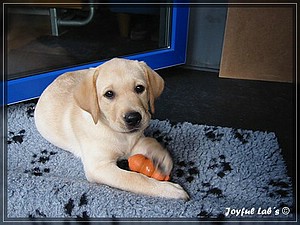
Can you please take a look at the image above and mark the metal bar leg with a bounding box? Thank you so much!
[50,8,59,36]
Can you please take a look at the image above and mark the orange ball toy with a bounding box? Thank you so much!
[128,154,170,181]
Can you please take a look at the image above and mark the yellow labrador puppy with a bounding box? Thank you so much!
[35,58,188,200]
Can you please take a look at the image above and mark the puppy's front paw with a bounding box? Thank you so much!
[158,181,189,200]
[149,150,173,175]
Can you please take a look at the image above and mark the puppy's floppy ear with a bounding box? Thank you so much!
[139,61,164,114]
[73,68,100,124]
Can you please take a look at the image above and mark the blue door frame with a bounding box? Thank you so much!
[5,5,189,105]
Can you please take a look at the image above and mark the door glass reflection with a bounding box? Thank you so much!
[6,4,171,80]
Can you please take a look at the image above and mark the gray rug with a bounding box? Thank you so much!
[6,102,294,221]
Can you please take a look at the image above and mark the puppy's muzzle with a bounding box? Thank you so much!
[124,111,142,130]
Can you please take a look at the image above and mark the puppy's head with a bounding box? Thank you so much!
[73,58,164,133]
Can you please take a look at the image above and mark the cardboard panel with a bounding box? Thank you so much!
[219,7,295,83]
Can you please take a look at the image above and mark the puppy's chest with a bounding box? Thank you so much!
[107,134,139,157]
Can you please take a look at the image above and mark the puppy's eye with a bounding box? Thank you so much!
[104,90,114,99]
[135,85,145,94]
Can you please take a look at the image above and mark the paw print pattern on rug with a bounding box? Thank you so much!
[197,206,225,219]
[26,103,36,118]
[204,126,224,142]
[208,155,232,178]
[151,130,172,148]
[174,160,199,183]
[28,209,47,218]
[64,193,89,219]
[200,182,224,198]
[7,130,26,144]
[24,150,57,176]
[265,179,291,198]
[232,128,251,144]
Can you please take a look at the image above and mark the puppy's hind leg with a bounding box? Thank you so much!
[83,161,189,200]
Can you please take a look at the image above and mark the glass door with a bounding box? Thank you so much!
[4,3,189,104]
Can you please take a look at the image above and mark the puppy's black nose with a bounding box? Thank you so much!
[124,112,142,127]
